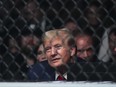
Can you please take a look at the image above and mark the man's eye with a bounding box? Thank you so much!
[45,47,51,52]
[55,45,62,49]
[86,47,93,52]
[77,49,83,53]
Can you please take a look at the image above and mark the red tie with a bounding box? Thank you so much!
[57,75,66,81]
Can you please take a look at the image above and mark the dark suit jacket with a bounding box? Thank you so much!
[27,61,81,81]
[27,61,116,81]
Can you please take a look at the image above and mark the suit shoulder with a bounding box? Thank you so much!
[32,61,49,71]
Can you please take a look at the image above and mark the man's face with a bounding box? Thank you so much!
[86,5,100,26]
[44,37,74,68]
[75,36,94,60]
[109,34,116,57]
[65,22,77,32]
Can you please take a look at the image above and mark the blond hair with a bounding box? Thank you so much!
[42,28,75,47]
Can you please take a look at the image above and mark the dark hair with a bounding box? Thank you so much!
[108,26,116,38]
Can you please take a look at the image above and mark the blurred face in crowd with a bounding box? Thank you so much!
[21,35,39,50]
[37,44,47,62]
[75,35,94,60]
[21,0,43,23]
[65,21,77,32]
[85,5,100,26]
[109,33,116,57]
[8,39,18,54]
[43,29,75,68]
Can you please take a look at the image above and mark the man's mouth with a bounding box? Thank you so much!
[51,58,61,63]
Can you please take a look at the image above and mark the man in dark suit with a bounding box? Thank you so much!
[28,28,78,81]
[27,60,82,81]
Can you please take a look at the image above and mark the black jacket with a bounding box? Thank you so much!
[27,60,116,81]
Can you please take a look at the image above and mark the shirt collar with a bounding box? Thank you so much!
[55,71,67,80]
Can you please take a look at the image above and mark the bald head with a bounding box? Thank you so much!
[75,33,94,60]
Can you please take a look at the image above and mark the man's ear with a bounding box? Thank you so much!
[70,47,76,56]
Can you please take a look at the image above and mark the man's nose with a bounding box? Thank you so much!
[51,47,57,56]
[83,51,88,58]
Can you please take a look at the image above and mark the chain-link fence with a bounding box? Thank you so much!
[0,0,116,81]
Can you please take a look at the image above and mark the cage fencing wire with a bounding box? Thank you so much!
[0,0,116,81]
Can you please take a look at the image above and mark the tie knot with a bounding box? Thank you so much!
[57,75,66,81]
